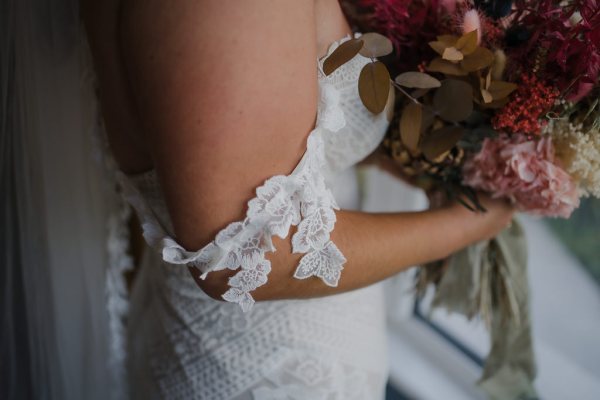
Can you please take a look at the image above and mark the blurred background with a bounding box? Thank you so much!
[359,168,600,400]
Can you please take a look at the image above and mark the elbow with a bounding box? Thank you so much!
[187,265,284,303]
[188,266,231,301]
[198,281,228,302]
[187,266,276,302]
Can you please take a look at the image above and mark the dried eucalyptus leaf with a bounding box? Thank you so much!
[429,41,448,56]
[358,32,393,58]
[488,81,518,100]
[322,38,364,76]
[421,107,436,134]
[486,68,492,89]
[482,88,493,103]
[358,61,391,114]
[482,97,510,109]
[456,30,478,55]
[443,46,464,61]
[433,79,474,122]
[427,58,468,76]
[395,72,441,89]
[400,102,422,151]
[461,47,495,72]
[386,83,396,122]
[437,34,458,46]
[421,126,464,161]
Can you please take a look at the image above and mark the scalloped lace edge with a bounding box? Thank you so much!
[116,33,363,312]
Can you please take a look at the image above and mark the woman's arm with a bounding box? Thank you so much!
[250,201,513,301]
[120,0,319,248]
[118,0,514,301]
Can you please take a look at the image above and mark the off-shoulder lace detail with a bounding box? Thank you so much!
[116,33,371,311]
[117,126,345,312]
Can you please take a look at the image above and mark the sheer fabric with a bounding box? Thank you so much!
[114,33,394,399]
[2,0,129,399]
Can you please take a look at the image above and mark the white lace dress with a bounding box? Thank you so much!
[115,32,392,400]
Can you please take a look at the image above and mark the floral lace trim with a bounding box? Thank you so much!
[117,33,363,311]
[156,127,346,312]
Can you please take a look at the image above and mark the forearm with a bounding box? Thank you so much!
[200,203,489,301]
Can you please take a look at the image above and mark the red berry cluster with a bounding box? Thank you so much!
[492,73,559,136]
[480,16,504,48]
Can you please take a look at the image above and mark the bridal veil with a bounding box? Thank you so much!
[2,0,132,398]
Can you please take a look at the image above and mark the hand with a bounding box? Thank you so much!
[452,192,516,242]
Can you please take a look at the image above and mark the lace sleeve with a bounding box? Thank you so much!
[116,92,348,312]
[111,32,382,312]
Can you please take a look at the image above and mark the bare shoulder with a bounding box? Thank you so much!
[119,0,320,249]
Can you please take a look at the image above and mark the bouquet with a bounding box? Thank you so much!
[323,1,599,398]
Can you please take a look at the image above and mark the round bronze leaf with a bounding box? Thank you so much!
[358,32,393,58]
[358,61,391,114]
[433,79,474,122]
[400,102,422,152]
[442,46,464,61]
[488,81,518,100]
[395,72,441,89]
[322,38,364,76]
[427,58,468,76]
[421,126,465,161]
[385,84,396,122]
[455,30,478,55]
[460,47,495,72]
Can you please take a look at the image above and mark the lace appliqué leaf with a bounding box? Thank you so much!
[293,241,346,287]
[215,140,345,310]
[247,176,301,238]
[291,207,336,253]
[223,260,272,312]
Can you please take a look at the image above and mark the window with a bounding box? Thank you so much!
[361,166,600,400]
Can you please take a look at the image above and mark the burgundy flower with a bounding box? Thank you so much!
[508,0,600,101]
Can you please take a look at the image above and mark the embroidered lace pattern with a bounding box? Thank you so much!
[109,32,394,400]
[116,32,389,312]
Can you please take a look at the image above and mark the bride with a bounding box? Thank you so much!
[78,0,514,398]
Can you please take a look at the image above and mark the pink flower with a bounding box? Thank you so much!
[462,9,482,45]
[462,134,580,218]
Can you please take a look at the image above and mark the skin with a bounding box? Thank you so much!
[81,0,515,302]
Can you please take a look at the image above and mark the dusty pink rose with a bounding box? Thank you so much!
[462,134,580,218]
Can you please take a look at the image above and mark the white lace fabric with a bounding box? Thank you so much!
[116,31,390,312]
[113,31,393,400]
